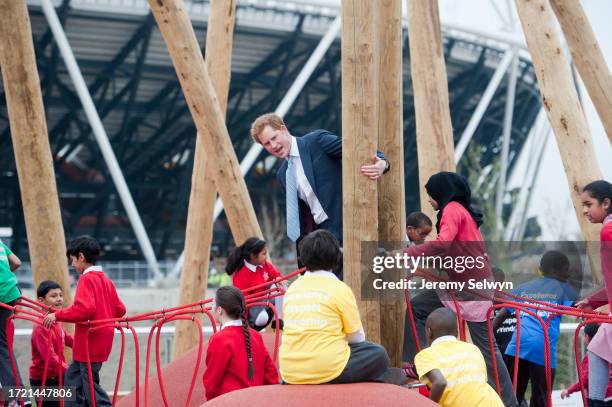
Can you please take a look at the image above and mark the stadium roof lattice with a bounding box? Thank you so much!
[0,0,542,260]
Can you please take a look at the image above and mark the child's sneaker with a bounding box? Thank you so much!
[401,362,419,380]
[6,400,32,407]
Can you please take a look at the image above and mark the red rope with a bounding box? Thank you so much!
[404,289,421,353]
[124,324,141,407]
[448,292,466,341]
[512,312,521,395]
[240,269,303,295]
[83,328,98,407]
[154,317,170,407]
[185,318,204,407]
[113,324,127,406]
[574,321,588,407]
[143,322,158,407]
[153,315,205,407]
[485,307,502,396]
[6,314,25,407]
[38,327,54,407]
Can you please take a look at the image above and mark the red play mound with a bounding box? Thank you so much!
[202,383,436,406]
[117,332,280,407]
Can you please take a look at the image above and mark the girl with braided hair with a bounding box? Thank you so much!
[203,286,279,400]
[226,237,287,331]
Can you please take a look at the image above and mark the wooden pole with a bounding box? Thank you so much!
[550,0,612,144]
[0,0,72,301]
[172,0,236,359]
[515,0,603,272]
[376,0,405,366]
[407,0,456,222]
[147,0,262,242]
[342,0,381,343]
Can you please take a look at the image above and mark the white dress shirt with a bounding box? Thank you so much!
[83,265,103,275]
[288,137,329,225]
[244,260,259,272]
[221,319,243,330]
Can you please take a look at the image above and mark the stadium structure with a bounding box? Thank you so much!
[0,0,546,276]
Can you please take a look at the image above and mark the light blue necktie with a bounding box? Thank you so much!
[286,157,300,242]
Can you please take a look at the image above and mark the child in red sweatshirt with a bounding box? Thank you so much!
[30,280,74,406]
[203,286,279,400]
[561,323,612,403]
[43,236,126,407]
[226,237,286,331]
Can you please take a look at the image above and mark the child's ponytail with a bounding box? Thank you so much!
[241,308,254,379]
[225,245,244,276]
[225,237,267,276]
[215,286,255,380]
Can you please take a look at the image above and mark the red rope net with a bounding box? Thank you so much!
[1,267,610,407]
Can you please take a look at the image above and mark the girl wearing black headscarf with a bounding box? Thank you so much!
[424,171,483,236]
[403,172,517,407]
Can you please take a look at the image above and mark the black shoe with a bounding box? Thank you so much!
[380,367,408,385]
[271,319,284,330]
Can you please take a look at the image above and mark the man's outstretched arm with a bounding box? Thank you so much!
[317,131,390,179]
[361,155,389,180]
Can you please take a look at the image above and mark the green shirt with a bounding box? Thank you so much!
[0,241,20,304]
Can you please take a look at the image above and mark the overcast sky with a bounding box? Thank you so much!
[518,0,611,240]
[435,0,612,240]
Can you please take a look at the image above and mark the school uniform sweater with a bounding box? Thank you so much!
[232,261,282,295]
[403,201,493,321]
[54,267,126,362]
[30,323,74,380]
[203,323,279,400]
[586,217,612,363]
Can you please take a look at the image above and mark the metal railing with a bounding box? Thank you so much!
[13,258,298,288]
[14,261,178,288]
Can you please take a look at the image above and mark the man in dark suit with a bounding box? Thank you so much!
[250,113,389,274]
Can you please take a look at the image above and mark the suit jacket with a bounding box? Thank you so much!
[277,129,388,245]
